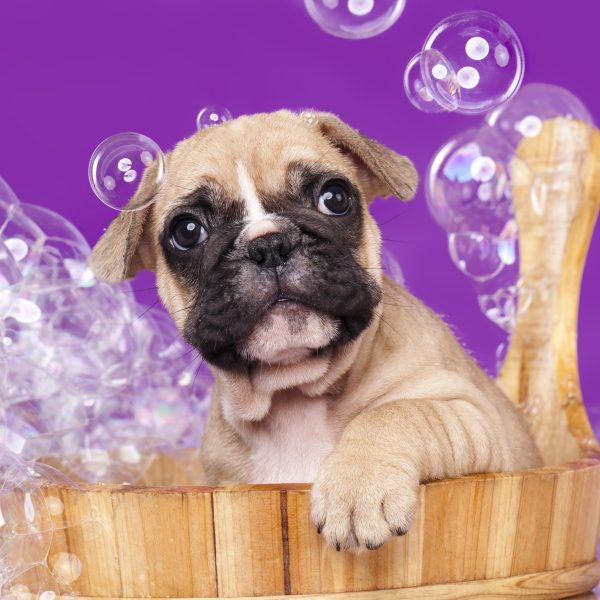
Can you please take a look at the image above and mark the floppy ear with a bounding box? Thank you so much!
[313,111,418,202]
[88,161,161,284]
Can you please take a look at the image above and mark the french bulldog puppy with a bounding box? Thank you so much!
[90,110,541,553]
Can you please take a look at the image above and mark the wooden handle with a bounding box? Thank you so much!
[498,118,600,464]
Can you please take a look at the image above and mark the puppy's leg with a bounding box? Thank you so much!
[310,396,515,553]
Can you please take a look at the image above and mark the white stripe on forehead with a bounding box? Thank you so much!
[236,160,266,222]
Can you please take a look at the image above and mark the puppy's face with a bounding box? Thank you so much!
[90,111,417,372]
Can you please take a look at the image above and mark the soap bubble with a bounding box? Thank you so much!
[447,218,518,283]
[478,283,531,332]
[49,552,82,585]
[0,450,53,580]
[405,10,524,114]
[426,126,520,233]
[487,83,594,174]
[304,0,405,39]
[404,49,459,113]
[196,105,232,130]
[88,132,165,211]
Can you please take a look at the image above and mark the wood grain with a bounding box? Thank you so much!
[67,561,600,599]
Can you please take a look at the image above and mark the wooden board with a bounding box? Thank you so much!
[59,561,600,599]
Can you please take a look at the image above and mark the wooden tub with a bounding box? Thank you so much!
[37,119,600,598]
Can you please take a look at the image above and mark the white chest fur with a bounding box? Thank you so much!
[245,392,337,484]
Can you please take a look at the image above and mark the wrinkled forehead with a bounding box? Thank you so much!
[154,113,357,221]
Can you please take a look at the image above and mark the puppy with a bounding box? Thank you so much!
[89,110,542,553]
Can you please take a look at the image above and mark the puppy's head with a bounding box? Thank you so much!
[90,111,417,371]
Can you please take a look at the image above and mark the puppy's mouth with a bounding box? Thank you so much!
[237,294,340,366]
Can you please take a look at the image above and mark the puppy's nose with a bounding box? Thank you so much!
[247,233,295,268]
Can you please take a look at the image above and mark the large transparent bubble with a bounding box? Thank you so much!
[304,0,405,39]
[88,132,165,211]
[426,125,520,235]
[405,10,524,115]
[196,105,233,130]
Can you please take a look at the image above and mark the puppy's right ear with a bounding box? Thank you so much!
[89,161,161,284]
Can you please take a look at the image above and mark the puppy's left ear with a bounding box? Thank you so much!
[313,112,418,202]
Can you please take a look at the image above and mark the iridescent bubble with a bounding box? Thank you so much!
[448,231,505,282]
[426,126,519,233]
[88,132,165,211]
[478,284,531,331]
[406,10,524,114]
[196,105,233,130]
[304,0,405,39]
[487,83,593,173]
[404,49,459,113]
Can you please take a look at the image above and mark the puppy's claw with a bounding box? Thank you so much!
[395,527,407,536]
[335,542,341,552]
[366,541,384,551]
[316,522,324,534]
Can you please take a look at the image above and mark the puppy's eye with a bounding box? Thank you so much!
[170,218,207,250]
[317,181,351,216]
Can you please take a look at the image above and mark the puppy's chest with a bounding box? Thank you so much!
[245,393,337,484]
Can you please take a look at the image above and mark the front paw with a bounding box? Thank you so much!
[310,450,419,553]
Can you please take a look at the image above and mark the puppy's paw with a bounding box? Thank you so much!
[310,450,419,553]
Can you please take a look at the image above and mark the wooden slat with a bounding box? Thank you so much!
[73,560,600,599]
[286,488,381,594]
[48,485,123,598]
[112,488,217,598]
[483,473,524,579]
[374,484,425,590]
[548,462,600,570]
[511,469,560,575]
[212,488,285,597]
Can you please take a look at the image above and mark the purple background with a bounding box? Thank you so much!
[0,1,598,420]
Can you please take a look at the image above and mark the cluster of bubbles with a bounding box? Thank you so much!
[405,10,525,115]
[304,0,406,39]
[0,177,211,596]
[425,83,593,358]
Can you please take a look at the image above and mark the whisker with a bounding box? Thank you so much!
[133,299,161,322]
[381,238,411,245]
[377,209,409,227]
[120,286,159,294]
